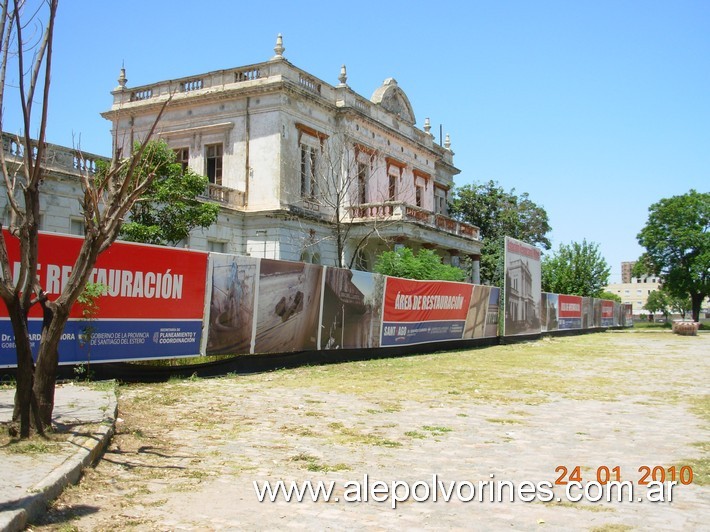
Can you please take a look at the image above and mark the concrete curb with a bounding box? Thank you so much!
[0,391,117,532]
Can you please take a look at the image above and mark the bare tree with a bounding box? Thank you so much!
[293,124,398,270]
[0,0,169,437]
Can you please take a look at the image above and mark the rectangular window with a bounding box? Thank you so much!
[388,175,397,201]
[300,144,318,198]
[357,162,368,204]
[205,144,223,185]
[70,219,85,236]
[207,240,226,253]
[415,186,423,207]
[174,147,189,173]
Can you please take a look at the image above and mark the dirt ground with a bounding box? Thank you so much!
[33,331,708,531]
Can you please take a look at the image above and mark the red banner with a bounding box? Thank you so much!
[383,277,472,323]
[558,295,583,318]
[1,230,208,319]
[601,300,614,318]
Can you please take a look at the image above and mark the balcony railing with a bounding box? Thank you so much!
[345,202,480,241]
[200,183,246,209]
[2,131,103,176]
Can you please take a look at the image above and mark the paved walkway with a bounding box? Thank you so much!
[0,383,117,532]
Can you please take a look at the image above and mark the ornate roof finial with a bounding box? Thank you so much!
[338,64,348,87]
[424,117,432,136]
[116,63,127,91]
[444,133,452,151]
[272,33,285,60]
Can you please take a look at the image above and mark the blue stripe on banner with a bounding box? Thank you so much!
[558,318,582,330]
[381,320,465,347]
[0,319,203,367]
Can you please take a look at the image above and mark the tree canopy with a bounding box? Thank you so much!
[541,239,610,297]
[118,141,220,246]
[636,189,710,321]
[450,180,551,287]
[374,247,465,282]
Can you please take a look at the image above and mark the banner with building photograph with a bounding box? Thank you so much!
[321,268,385,350]
[503,236,542,336]
[558,294,583,330]
[540,292,558,332]
[206,254,259,355]
[0,230,209,367]
[582,297,593,329]
[381,276,473,347]
[253,259,324,353]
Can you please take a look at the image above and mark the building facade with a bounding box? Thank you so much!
[101,35,481,275]
[605,279,662,316]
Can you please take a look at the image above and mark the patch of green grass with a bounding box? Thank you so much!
[486,418,524,425]
[589,525,633,532]
[422,425,453,433]
[6,438,63,454]
[289,452,351,473]
[404,431,426,439]
[689,395,710,424]
[549,501,615,513]
[258,332,689,405]
[304,411,323,417]
[676,457,709,486]
[280,424,318,437]
[327,422,402,447]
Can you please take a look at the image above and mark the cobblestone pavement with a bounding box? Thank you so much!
[0,383,117,531]
[27,332,710,530]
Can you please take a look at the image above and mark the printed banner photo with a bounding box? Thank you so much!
[253,259,323,353]
[0,230,209,367]
[485,287,501,338]
[504,237,542,336]
[321,268,385,350]
[541,292,559,332]
[381,276,473,347]
[206,254,259,355]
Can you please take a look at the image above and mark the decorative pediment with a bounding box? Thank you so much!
[370,78,416,124]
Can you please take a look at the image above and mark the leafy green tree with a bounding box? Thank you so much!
[644,289,670,321]
[374,247,465,281]
[636,190,710,321]
[599,291,622,303]
[450,180,551,287]
[119,141,220,246]
[541,239,610,297]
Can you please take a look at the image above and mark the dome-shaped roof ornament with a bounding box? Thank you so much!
[370,78,416,124]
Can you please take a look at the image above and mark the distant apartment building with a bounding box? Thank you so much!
[621,261,635,284]
[605,279,662,316]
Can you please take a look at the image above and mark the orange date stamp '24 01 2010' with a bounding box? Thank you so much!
[555,465,694,486]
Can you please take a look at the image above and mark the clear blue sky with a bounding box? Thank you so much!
[5,1,708,282]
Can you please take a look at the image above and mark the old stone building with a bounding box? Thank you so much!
[2,35,481,278]
[103,35,481,275]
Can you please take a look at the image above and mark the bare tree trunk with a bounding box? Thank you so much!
[33,301,67,427]
[6,297,34,437]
